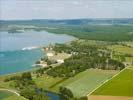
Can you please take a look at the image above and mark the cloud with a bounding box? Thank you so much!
[72,1,81,5]
[0,0,133,20]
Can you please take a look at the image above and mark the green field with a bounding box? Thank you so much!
[0,74,21,90]
[33,74,64,92]
[108,45,133,55]
[50,69,117,97]
[33,69,118,98]
[0,90,24,100]
[126,57,133,63]
[108,44,133,64]
[92,67,133,96]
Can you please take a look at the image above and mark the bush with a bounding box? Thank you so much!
[60,86,73,99]
[4,75,21,82]
[75,96,88,100]
[22,72,32,80]
[47,60,52,65]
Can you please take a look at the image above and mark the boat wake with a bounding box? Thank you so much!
[22,46,38,51]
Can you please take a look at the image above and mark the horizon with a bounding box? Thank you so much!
[1,18,133,21]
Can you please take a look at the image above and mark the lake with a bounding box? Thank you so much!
[0,31,75,75]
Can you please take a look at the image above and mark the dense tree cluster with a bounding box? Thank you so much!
[34,67,50,77]
[4,72,50,100]
[59,87,73,100]
[59,86,88,100]
[47,41,125,77]
[45,25,133,42]
[20,87,50,100]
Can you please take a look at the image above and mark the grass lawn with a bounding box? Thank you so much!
[0,74,19,90]
[92,67,133,96]
[0,90,25,100]
[108,45,133,55]
[54,69,118,98]
[33,74,66,93]
[125,57,133,63]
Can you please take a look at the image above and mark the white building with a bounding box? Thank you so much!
[46,53,54,57]
[56,59,64,64]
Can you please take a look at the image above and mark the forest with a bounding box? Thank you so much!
[44,25,133,41]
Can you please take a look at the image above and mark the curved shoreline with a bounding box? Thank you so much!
[0,37,77,76]
[0,88,27,100]
[0,88,20,96]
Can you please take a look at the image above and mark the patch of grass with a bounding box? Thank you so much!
[49,78,67,89]
[126,57,133,63]
[92,67,133,96]
[0,90,13,99]
[0,90,24,100]
[0,75,18,90]
[33,74,63,93]
[108,45,133,55]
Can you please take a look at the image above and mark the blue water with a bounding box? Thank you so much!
[0,31,75,75]
[47,92,59,100]
[0,49,44,75]
[0,31,75,52]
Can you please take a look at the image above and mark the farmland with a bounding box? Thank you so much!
[46,69,118,98]
[0,69,118,99]
[92,66,133,97]
[108,44,133,65]
[108,45,133,55]
[0,41,132,100]
[0,40,130,100]
[61,69,118,97]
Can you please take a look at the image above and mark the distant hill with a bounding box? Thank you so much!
[0,18,133,42]
[0,18,133,26]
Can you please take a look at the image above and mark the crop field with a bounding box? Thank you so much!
[108,45,133,55]
[33,69,118,97]
[53,69,118,97]
[126,57,133,63]
[92,66,133,97]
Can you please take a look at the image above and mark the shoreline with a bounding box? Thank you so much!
[0,88,20,96]
[0,38,76,76]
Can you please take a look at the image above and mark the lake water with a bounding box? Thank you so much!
[0,31,75,75]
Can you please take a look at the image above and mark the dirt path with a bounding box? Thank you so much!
[88,95,133,100]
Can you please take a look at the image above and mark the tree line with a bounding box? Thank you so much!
[47,41,125,77]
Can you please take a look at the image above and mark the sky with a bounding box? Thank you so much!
[0,0,133,20]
